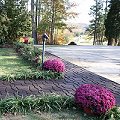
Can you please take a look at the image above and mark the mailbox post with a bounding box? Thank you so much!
[42,33,48,69]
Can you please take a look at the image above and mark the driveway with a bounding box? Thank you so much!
[44,45,120,84]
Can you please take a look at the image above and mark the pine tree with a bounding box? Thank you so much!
[105,0,120,46]
[0,0,31,43]
[87,0,106,45]
[0,0,9,43]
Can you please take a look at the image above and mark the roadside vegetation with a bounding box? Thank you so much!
[0,94,119,120]
[0,47,63,81]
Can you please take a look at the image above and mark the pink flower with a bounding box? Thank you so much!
[74,84,116,115]
[43,59,65,73]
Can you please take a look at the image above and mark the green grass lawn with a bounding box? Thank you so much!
[0,48,63,80]
[0,48,37,77]
[0,110,100,120]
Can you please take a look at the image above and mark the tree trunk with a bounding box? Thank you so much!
[35,0,38,44]
[115,38,117,46]
[31,0,38,44]
[108,38,114,45]
[93,30,97,45]
[38,0,41,25]
[117,40,120,46]
[50,0,55,45]
[93,0,98,45]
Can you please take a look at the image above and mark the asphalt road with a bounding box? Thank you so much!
[43,45,120,84]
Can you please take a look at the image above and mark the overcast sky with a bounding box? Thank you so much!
[28,0,95,24]
[67,0,95,24]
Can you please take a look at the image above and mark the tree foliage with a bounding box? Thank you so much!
[37,0,77,44]
[87,0,108,45]
[0,0,31,44]
[105,0,120,46]
[0,0,9,43]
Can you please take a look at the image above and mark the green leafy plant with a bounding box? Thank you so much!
[0,94,76,114]
[0,0,31,44]
[14,42,42,67]
[103,107,120,120]
[0,70,63,81]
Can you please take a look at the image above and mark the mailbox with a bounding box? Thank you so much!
[42,33,49,41]
[42,33,48,69]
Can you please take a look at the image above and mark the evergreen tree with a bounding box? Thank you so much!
[0,0,9,44]
[87,0,106,45]
[0,0,31,43]
[105,0,120,46]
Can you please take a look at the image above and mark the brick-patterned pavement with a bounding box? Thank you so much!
[0,52,120,105]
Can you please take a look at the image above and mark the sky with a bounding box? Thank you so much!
[28,0,95,24]
[67,0,95,24]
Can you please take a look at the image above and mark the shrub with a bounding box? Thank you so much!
[14,42,25,52]
[74,84,116,115]
[104,106,120,120]
[14,42,42,66]
[43,59,65,73]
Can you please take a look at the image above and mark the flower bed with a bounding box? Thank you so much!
[12,42,65,80]
[43,59,65,73]
[75,84,116,115]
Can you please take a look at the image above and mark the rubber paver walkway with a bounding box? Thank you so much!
[0,52,120,105]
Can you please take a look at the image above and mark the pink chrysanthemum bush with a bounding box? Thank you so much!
[43,59,65,73]
[74,84,116,115]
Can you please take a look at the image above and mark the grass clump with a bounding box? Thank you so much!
[0,94,76,114]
